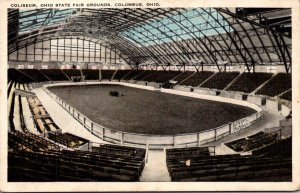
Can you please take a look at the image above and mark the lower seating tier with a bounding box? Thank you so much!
[225,131,279,152]
[8,147,146,182]
[166,137,292,182]
[47,132,89,148]
[92,144,146,159]
[8,130,60,151]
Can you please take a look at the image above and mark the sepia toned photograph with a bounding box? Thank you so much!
[1,1,299,191]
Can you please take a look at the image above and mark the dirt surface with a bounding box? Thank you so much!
[49,84,256,135]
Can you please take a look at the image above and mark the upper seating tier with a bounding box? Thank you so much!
[113,70,132,80]
[40,69,69,81]
[19,69,49,82]
[179,71,214,87]
[201,72,240,90]
[82,69,99,80]
[101,70,115,80]
[8,68,34,83]
[256,73,291,97]
[227,72,273,93]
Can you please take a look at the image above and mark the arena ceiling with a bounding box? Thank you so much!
[8,8,291,72]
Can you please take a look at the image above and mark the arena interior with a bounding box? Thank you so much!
[7,8,292,182]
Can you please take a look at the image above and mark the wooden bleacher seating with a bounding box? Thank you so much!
[256,73,291,97]
[227,72,273,93]
[166,141,291,181]
[179,71,214,87]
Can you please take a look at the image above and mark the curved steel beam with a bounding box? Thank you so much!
[203,9,250,71]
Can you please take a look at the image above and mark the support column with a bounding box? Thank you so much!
[120,133,124,145]
[173,136,176,147]
[214,129,217,141]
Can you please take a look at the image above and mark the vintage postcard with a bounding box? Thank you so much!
[0,0,299,191]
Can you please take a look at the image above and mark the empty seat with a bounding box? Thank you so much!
[40,69,69,81]
[82,69,100,80]
[179,71,214,87]
[201,72,239,90]
[256,73,291,97]
[227,72,273,93]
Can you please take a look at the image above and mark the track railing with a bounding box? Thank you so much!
[42,83,262,149]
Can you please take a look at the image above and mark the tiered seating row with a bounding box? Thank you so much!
[8,146,146,181]
[256,73,291,97]
[101,70,115,80]
[173,71,194,82]
[166,147,210,160]
[167,154,291,181]
[227,72,273,93]
[166,138,292,181]
[19,69,49,82]
[82,69,100,80]
[201,72,240,90]
[179,71,214,87]
[143,71,181,83]
[123,70,144,80]
[48,132,89,148]
[8,68,33,83]
[40,69,69,81]
[113,70,132,80]
[7,80,14,98]
[252,137,292,157]
[9,130,60,151]
[280,90,292,101]
[8,82,34,132]
[133,70,153,81]
[9,69,292,100]
[62,69,82,78]
[27,96,59,133]
[92,144,146,159]
[225,131,279,152]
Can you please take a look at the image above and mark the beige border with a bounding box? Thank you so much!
[0,0,299,191]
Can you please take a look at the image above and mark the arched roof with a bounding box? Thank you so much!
[8,8,291,72]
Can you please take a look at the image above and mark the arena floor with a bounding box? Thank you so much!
[48,84,256,135]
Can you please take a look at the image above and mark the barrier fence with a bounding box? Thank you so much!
[43,85,262,149]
